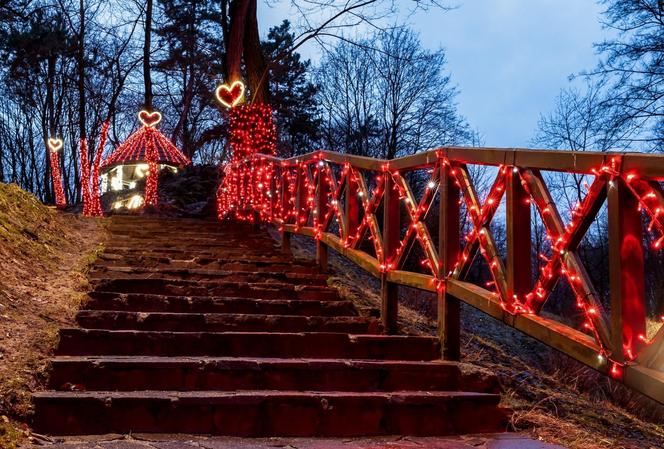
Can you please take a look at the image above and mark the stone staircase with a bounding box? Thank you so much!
[33,216,508,436]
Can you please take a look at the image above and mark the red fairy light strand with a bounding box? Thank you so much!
[218,143,664,378]
[48,139,66,208]
[87,121,110,217]
[144,128,159,207]
[216,104,277,221]
[79,139,91,215]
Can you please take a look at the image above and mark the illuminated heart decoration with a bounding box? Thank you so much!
[215,80,245,108]
[47,138,63,153]
[138,110,162,128]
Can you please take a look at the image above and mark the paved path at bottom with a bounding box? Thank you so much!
[30,433,566,449]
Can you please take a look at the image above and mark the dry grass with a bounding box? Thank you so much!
[283,231,664,449]
[0,183,104,449]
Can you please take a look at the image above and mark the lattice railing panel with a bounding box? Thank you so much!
[216,148,664,404]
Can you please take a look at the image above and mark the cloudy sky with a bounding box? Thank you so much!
[257,0,607,148]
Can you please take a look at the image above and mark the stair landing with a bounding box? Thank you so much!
[33,216,509,437]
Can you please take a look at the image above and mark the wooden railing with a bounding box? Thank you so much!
[216,147,664,404]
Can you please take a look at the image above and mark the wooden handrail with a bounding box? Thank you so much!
[216,146,664,404]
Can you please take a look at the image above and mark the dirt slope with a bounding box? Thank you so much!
[0,183,103,448]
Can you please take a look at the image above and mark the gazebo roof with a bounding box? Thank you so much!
[101,126,190,171]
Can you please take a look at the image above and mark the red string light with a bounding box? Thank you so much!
[87,121,109,217]
[48,140,66,209]
[218,147,664,381]
[217,103,277,221]
[79,139,91,215]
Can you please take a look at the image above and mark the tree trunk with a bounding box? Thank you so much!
[242,0,269,104]
[225,0,251,83]
[78,0,86,140]
[143,0,153,110]
[45,54,56,202]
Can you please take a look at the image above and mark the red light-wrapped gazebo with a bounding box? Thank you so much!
[100,111,190,207]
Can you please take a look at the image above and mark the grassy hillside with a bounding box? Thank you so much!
[0,183,103,448]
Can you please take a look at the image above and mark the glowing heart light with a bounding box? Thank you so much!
[138,110,162,128]
[48,138,63,153]
[215,80,245,108]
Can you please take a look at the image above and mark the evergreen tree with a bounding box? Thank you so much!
[155,0,225,157]
[262,20,320,157]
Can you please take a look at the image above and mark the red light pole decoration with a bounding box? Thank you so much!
[47,138,66,209]
[79,138,91,214]
[79,121,110,216]
[88,120,110,216]
[215,80,277,222]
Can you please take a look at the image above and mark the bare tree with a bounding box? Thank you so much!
[316,27,474,159]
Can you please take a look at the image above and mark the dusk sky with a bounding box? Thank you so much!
[258,1,607,149]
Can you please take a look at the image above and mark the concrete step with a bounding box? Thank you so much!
[32,390,507,436]
[84,292,358,316]
[95,255,320,274]
[88,267,328,284]
[103,240,281,251]
[47,356,497,393]
[56,329,441,360]
[34,216,509,438]
[76,311,381,333]
[98,251,307,266]
[91,278,339,301]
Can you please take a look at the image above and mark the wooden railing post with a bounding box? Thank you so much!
[281,166,292,255]
[382,173,400,334]
[345,168,360,243]
[506,167,532,310]
[438,161,460,360]
[316,163,330,272]
[608,177,646,364]
[295,164,307,228]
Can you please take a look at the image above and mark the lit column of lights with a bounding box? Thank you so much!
[47,138,67,208]
[144,127,159,207]
[79,139,91,215]
[87,120,110,217]
[216,103,277,220]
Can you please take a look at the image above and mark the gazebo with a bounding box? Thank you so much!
[100,113,190,197]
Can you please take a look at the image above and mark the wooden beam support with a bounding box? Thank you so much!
[344,167,360,243]
[382,174,401,334]
[506,168,531,308]
[438,162,461,360]
[316,162,330,272]
[294,165,308,228]
[608,177,646,364]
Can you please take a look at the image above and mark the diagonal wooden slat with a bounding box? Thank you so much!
[452,168,506,280]
[321,163,348,240]
[451,164,509,305]
[390,169,441,276]
[519,169,611,350]
[347,168,385,263]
